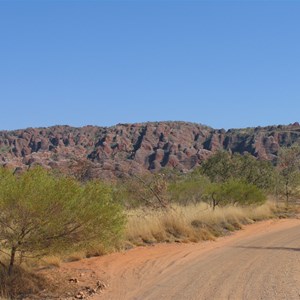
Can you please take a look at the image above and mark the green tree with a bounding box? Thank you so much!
[232,153,276,191]
[201,151,276,191]
[0,167,124,275]
[115,173,169,209]
[206,180,266,210]
[200,151,233,183]
[168,174,211,205]
[277,145,300,205]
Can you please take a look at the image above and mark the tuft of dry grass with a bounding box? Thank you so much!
[0,265,48,299]
[64,251,86,262]
[125,201,279,246]
[41,255,62,268]
[85,245,108,258]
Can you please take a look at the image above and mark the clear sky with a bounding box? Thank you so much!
[0,1,299,130]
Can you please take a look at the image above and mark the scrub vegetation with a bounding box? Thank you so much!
[1,146,300,298]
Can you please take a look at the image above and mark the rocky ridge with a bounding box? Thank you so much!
[1,121,300,179]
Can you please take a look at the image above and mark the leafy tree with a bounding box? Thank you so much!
[232,153,276,191]
[206,180,266,210]
[0,167,124,275]
[200,151,276,191]
[277,145,300,205]
[168,174,211,205]
[200,151,233,183]
[115,173,169,209]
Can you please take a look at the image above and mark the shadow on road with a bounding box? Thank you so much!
[234,246,300,252]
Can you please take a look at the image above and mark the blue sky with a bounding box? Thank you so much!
[0,1,299,130]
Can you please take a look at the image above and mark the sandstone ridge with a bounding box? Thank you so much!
[1,121,300,179]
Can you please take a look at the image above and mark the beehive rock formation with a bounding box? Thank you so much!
[1,121,300,179]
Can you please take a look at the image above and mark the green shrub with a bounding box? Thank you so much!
[200,151,276,191]
[168,175,210,205]
[0,167,125,275]
[206,180,266,209]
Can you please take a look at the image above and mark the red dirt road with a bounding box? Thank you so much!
[67,219,300,300]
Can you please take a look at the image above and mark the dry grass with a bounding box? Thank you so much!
[0,265,48,299]
[64,251,86,262]
[125,201,279,245]
[40,255,62,268]
[0,200,295,299]
[42,245,109,265]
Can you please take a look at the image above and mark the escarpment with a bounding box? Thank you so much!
[1,121,300,179]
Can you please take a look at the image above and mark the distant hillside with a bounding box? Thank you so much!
[1,121,300,179]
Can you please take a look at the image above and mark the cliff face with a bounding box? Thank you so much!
[1,121,300,179]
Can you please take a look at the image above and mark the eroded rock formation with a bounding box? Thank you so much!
[1,121,300,179]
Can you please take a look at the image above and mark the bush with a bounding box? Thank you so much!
[168,174,211,205]
[200,151,276,191]
[0,167,125,275]
[0,264,47,298]
[206,180,266,209]
[114,173,169,209]
[277,145,300,204]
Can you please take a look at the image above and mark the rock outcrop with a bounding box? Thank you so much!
[1,121,300,179]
